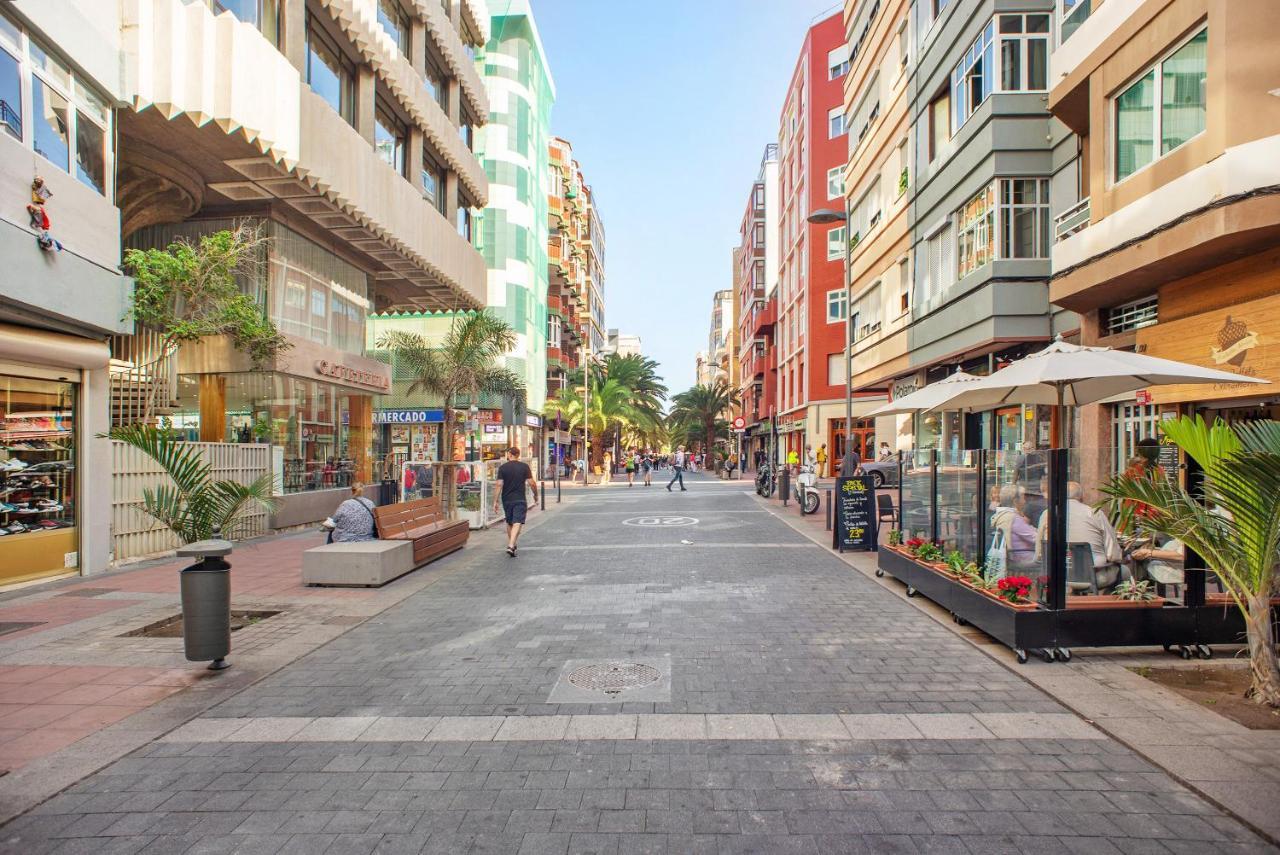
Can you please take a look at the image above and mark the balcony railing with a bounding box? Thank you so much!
[1054,196,1091,242]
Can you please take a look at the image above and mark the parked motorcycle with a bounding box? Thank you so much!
[793,464,820,515]
[755,462,775,498]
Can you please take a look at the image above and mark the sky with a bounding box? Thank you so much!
[530,0,842,396]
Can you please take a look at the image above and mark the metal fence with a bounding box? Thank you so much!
[111,440,271,564]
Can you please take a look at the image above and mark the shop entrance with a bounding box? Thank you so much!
[830,419,875,464]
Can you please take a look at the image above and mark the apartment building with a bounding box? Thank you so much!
[736,144,780,466]
[775,11,854,463]
[0,2,133,582]
[1047,0,1280,467]
[479,0,555,460]
[546,135,599,469]
[605,330,640,358]
[706,288,735,387]
[841,0,1074,455]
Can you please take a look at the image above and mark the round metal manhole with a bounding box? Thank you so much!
[567,662,661,696]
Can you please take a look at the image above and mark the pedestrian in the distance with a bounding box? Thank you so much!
[667,445,687,492]
[625,449,636,487]
[494,446,537,557]
[602,451,613,485]
[839,448,863,478]
[642,451,653,486]
[816,443,828,478]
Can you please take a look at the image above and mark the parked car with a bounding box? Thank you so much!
[860,459,899,488]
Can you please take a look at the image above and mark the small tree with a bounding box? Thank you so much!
[1102,415,1280,707]
[123,222,290,422]
[378,311,525,460]
[109,424,276,544]
[667,380,740,457]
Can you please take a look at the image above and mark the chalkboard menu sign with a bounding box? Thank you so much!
[834,476,877,553]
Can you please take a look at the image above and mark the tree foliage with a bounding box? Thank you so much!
[667,380,740,456]
[548,352,667,462]
[1101,415,1280,707]
[109,424,276,544]
[378,311,525,458]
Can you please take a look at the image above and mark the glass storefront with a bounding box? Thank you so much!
[0,373,77,584]
[170,373,371,494]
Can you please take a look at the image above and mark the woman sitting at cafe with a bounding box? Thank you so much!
[991,484,1040,572]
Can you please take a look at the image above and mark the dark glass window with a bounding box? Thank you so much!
[306,14,355,124]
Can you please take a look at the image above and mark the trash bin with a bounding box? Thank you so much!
[380,477,399,505]
[176,533,233,671]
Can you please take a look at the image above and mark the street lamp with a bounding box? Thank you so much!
[807,206,852,468]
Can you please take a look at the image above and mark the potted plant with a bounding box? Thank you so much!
[987,575,1039,611]
[943,550,968,577]
[887,529,904,548]
[916,542,944,564]
[1067,579,1166,610]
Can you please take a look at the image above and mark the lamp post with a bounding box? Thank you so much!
[807,205,851,465]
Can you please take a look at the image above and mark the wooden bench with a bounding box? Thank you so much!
[372,496,469,567]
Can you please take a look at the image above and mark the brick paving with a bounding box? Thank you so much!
[2,475,1275,853]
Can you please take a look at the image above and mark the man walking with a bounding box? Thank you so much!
[494,446,537,557]
[667,445,687,492]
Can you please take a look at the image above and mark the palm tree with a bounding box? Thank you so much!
[378,312,525,459]
[668,380,740,459]
[108,424,276,544]
[549,354,667,468]
[1101,415,1280,708]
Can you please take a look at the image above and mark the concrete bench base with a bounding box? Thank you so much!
[302,540,415,587]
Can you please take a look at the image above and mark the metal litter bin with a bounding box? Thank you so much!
[176,533,233,671]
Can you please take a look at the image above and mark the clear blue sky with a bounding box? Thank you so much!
[531,0,841,396]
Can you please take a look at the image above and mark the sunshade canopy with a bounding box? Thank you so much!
[866,371,982,417]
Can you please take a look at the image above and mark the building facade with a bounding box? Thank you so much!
[605,330,640,358]
[736,144,780,467]
[1047,0,1280,466]
[840,0,1074,457]
[775,11,851,463]
[0,1,133,583]
[706,288,735,387]
[479,0,555,460]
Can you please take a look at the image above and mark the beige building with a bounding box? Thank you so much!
[114,0,490,528]
[1047,0,1280,463]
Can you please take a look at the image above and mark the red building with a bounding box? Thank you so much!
[736,144,779,469]
[775,11,855,469]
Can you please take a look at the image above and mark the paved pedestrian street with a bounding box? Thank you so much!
[3,477,1272,854]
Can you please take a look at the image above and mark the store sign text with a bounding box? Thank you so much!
[315,360,391,392]
[374,409,444,424]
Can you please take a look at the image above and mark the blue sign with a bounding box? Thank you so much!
[373,409,444,425]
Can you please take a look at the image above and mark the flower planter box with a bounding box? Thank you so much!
[1067,595,1165,610]
[973,586,1039,612]
[1204,593,1280,606]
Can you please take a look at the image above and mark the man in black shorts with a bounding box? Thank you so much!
[494,447,538,557]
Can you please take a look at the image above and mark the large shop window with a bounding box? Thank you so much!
[171,373,369,494]
[0,374,78,585]
[1114,27,1207,182]
[0,10,112,194]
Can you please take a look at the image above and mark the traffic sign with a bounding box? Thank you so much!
[731,416,746,430]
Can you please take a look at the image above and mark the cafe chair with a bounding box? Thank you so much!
[877,493,897,526]
[1068,543,1126,595]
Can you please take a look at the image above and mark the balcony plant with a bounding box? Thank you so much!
[1101,415,1280,708]
[898,167,909,196]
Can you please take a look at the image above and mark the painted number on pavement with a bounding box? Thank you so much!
[622,516,699,527]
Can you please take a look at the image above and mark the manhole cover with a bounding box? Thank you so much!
[567,662,662,696]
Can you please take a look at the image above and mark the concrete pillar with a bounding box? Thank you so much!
[348,395,373,483]
[411,20,427,77]
[282,0,307,75]
[408,128,424,192]
[444,170,459,224]
[356,66,376,145]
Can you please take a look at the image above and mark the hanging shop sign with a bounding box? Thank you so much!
[891,371,926,402]
[1138,294,1280,404]
[526,414,542,428]
[833,475,877,553]
[315,360,391,392]
[373,409,445,424]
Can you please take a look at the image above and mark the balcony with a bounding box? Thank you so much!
[750,299,776,336]
[1054,197,1091,243]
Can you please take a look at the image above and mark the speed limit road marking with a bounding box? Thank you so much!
[622,516,699,527]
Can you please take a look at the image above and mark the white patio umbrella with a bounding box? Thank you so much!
[930,337,1268,445]
[865,370,984,417]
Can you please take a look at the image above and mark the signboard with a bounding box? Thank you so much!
[732,416,746,430]
[1137,293,1280,404]
[315,359,391,392]
[833,475,877,553]
[526,414,543,428]
[1134,390,1152,405]
[373,409,445,424]
[890,371,926,402]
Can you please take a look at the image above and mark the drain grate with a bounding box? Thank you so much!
[568,662,662,696]
[0,621,44,637]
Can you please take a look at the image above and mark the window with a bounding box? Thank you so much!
[826,288,847,323]
[752,221,765,247]
[457,189,474,242]
[0,16,112,195]
[928,88,950,161]
[375,0,410,56]
[424,57,447,111]
[829,58,850,79]
[187,0,280,46]
[1103,296,1158,335]
[826,166,843,200]
[828,353,847,386]
[374,96,406,175]
[421,153,445,214]
[827,225,846,261]
[921,221,954,304]
[997,178,1051,258]
[828,106,846,139]
[853,286,881,341]
[998,14,1050,92]
[956,185,995,277]
[752,184,764,209]
[898,258,910,313]
[1113,28,1207,182]
[828,44,851,79]
[898,20,910,67]
[952,21,994,129]
[306,14,355,124]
